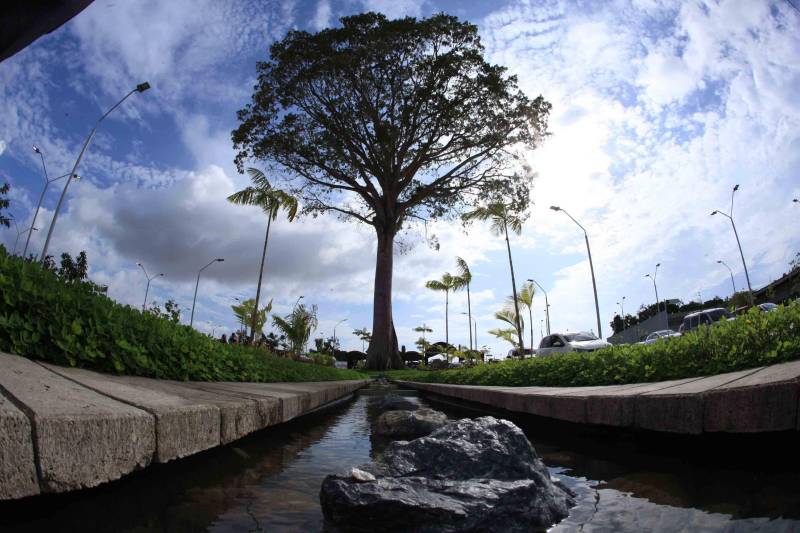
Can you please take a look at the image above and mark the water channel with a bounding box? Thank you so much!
[2,382,799,532]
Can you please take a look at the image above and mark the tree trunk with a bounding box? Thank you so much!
[528,306,533,352]
[366,227,402,370]
[466,282,473,351]
[252,214,272,341]
[504,222,525,352]
[445,289,449,348]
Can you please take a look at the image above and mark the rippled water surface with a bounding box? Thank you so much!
[2,383,800,532]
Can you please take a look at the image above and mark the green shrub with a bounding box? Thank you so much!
[387,302,800,387]
[0,246,362,382]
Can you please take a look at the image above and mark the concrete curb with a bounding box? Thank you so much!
[0,352,368,500]
[397,359,800,434]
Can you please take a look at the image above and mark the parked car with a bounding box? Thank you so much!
[536,332,611,356]
[758,302,778,312]
[678,308,734,333]
[638,329,680,345]
[507,348,536,359]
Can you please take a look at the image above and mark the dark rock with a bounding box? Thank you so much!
[378,394,419,412]
[321,417,573,532]
[374,408,447,437]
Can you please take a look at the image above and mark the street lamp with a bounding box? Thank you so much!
[12,219,37,255]
[40,82,151,262]
[527,278,550,335]
[460,312,478,351]
[293,295,304,309]
[617,296,626,329]
[233,297,247,335]
[24,146,75,258]
[190,257,224,327]
[716,260,737,301]
[136,262,163,312]
[333,318,348,354]
[645,263,667,329]
[711,185,754,305]
[549,206,602,337]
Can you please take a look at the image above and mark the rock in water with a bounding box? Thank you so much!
[374,408,447,438]
[320,417,574,532]
[378,394,419,412]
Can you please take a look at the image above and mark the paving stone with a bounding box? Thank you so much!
[0,391,39,499]
[0,354,154,493]
[42,364,219,462]
[704,363,799,433]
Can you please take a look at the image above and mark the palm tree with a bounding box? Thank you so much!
[452,257,473,350]
[463,202,525,351]
[353,327,372,352]
[425,273,457,347]
[413,324,433,358]
[231,298,273,339]
[488,327,519,349]
[509,281,535,352]
[272,303,318,355]
[495,308,524,337]
[227,168,298,340]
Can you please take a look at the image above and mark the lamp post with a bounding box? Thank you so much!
[136,262,163,311]
[549,206,602,337]
[40,82,151,262]
[645,263,666,329]
[24,146,75,258]
[13,220,37,255]
[527,278,550,335]
[190,257,224,327]
[333,318,348,354]
[293,295,304,309]
[617,296,626,329]
[716,260,737,301]
[460,312,477,351]
[711,185,754,305]
[233,297,247,336]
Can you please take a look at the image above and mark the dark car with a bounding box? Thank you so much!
[679,308,733,333]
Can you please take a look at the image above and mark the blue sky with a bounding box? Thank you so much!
[1,0,799,355]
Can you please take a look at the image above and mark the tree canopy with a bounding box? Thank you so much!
[233,12,550,369]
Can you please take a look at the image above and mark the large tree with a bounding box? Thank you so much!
[232,12,550,369]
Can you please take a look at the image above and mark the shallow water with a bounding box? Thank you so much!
[2,383,799,532]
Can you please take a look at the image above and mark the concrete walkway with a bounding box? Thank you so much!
[398,359,800,436]
[0,352,368,500]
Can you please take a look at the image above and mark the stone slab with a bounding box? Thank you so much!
[113,377,262,444]
[703,362,800,433]
[42,364,219,462]
[0,355,154,493]
[0,390,39,499]
[635,368,765,434]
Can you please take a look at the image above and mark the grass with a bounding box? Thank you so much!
[383,301,800,387]
[0,246,362,382]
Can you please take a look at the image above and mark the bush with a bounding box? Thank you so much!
[387,302,800,387]
[0,247,362,382]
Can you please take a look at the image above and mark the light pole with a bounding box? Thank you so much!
[293,295,304,309]
[711,185,754,305]
[190,257,224,327]
[527,278,550,335]
[333,318,348,354]
[716,260,737,302]
[645,263,666,329]
[550,206,602,337]
[24,146,75,258]
[40,82,151,262]
[136,262,163,312]
[12,219,37,255]
[617,296,625,329]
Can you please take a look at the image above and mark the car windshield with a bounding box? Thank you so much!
[707,309,733,321]
[760,303,778,311]
[564,332,598,342]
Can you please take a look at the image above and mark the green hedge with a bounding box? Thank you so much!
[0,247,362,382]
[387,301,800,386]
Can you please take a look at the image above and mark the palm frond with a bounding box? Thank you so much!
[455,256,472,283]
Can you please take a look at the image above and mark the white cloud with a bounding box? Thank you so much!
[362,0,424,19]
[313,0,333,30]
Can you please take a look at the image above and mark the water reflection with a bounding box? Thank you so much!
[1,383,799,532]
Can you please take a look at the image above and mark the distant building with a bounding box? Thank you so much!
[753,268,800,304]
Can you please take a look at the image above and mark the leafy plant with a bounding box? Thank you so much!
[272,303,319,355]
[387,302,800,387]
[0,246,360,382]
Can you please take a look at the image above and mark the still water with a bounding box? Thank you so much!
[2,383,799,532]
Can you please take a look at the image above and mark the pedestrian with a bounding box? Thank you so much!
[220,333,227,344]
